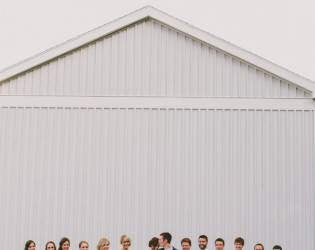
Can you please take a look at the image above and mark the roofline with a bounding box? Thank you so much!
[1,6,315,97]
[0,6,153,82]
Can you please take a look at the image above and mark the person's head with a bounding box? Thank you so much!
[254,244,264,250]
[234,237,244,250]
[159,232,172,247]
[273,245,282,250]
[58,237,70,250]
[181,238,191,250]
[97,238,110,250]
[25,240,36,250]
[148,237,159,250]
[198,235,208,250]
[79,241,89,250]
[46,241,56,250]
[120,235,131,249]
[215,238,225,250]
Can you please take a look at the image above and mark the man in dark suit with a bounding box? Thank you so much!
[159,232,177,250]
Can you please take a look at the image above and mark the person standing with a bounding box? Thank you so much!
[272,245,282,250]
[25,240,36,250]
[234,237,244,250]
[159,232,177,250]
[198,235,208,250]
[120,235,131,250]
[97,238,110,250]
[79,241,88,250]
[46,241,56,250]
[254,243,264,250]
[148,237,159,250]
[181,238,191,250]
[58,237,70,250]
[214,238,225,250]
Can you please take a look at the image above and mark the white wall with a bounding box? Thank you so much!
[0,105,314,249]
[0,15,314,250]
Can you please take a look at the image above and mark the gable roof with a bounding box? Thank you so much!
[1,6,314,97]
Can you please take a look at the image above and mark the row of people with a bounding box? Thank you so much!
[148,233,282,250]
[25,235,129,250]
[24,233,283,250]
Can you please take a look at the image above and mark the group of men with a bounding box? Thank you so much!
[158,233,282,250]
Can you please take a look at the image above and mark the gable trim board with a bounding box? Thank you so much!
[0,6,314,97]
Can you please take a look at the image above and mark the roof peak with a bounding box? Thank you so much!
[1,6,314,96]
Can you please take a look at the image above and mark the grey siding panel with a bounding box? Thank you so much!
[0,107,314,250]
[1,20,311,98]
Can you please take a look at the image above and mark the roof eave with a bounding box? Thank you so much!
[0,6,153,83]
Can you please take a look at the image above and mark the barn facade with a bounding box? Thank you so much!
[0,6,314,250]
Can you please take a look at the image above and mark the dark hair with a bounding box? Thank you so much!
[273,245,282,250]
[160,232,172,244]
[45,241,56,250]
[148,237,159,247]
[25,240,36,250]
[181,238,191,246]
[199,235,208,242]
[254,243,264,250]
[234,237,244,245]
[58,237,70,250]
[215,238,225,246]
[79,241,88,248]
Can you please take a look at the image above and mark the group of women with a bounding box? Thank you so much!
[25,235,131,250]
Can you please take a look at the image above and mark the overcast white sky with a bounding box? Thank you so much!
[1,0,315,82]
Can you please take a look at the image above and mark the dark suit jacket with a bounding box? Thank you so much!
[159,248,177,250]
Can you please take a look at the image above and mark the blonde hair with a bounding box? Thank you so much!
[97,238,110,250]
[120,235,131,246]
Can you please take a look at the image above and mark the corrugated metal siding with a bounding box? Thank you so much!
[0,107,314,249]
[0,20,311,98]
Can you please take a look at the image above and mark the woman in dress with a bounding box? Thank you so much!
[97,238,110,250]
[79,241,88,250]
[120,235,131,250]
[148,237,159,250]
[46,241,56,250]
[25,240,36,250]
[58,237,70,250]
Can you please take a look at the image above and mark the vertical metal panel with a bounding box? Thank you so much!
[182,36,192,96]
[248,66,256,96]
[199,44,208,96]
[216,51,224,96]
[272,77,280,97]
[0,107,314,250]
[48,60,57,95]
[231,58,240,96]
[224,55,232,96]
[240,62,248,96]
[1,20,311,98]
[256,70,264,97]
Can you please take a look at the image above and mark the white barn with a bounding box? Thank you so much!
[0,6,314,250]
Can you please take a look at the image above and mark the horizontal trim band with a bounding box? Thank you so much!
[0,96,314,110]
